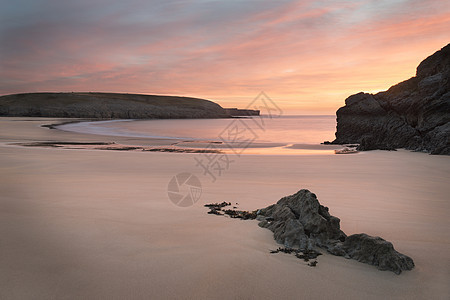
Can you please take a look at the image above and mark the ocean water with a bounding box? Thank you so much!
[58,115,337,146]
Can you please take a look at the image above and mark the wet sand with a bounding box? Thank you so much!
[0,117,449,299]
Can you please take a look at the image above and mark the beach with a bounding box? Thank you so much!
[1,117,449,299]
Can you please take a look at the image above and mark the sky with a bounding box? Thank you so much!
[1,0,449,114]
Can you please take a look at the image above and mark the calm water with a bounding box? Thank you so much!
[59,115,337,145]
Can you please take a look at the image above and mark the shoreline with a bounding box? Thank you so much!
[1,117,449,299]
[9,117,344,155]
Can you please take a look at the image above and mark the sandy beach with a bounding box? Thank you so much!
[1,117,449,299]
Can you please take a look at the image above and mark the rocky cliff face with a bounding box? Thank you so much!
[333,44,450,155]
[0,92,228,119]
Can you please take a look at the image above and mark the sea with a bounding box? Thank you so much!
[58,115,337,146]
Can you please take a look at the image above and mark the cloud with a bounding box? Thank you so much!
[1,0,449,113]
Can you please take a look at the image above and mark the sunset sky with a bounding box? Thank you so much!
[1,0,449,114]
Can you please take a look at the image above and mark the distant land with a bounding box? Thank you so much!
[333,44,450,155]
[224,108,260,116]
[0,92,231,119]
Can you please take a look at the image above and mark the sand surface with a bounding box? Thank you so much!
[1,118,449,299]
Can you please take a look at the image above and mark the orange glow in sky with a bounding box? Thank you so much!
[1,0,449,114]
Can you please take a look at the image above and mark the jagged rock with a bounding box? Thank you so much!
[257,189,346,250]
[256,189,414,274]
[328,234,414,275]
[333,44,450,155]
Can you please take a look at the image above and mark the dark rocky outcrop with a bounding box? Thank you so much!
[257,189,346,250]
[333,44,450,155]
[256,189,414,274]
[327,234,415,275]
[0,92,228,119]
[224,108,260,116]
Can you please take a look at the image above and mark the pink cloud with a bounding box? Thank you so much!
[1,0,449,113]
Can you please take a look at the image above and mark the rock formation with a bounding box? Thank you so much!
[224,108,260,116]
[256,189,414,274]
[333,44,450,155]
[0,92,228,119]
[327,234,415,275]
[257,189,346,250]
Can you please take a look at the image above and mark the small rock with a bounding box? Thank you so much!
[308,261,318,267]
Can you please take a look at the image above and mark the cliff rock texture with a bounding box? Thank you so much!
[333,44,450,155]
[0,92,228,119]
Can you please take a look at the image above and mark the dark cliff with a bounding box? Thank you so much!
[0,92,228,119]
[224,108,260,116]
[333,44,450,155]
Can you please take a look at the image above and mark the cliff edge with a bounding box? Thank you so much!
[0,92,228,119]
[333,44,450,155]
